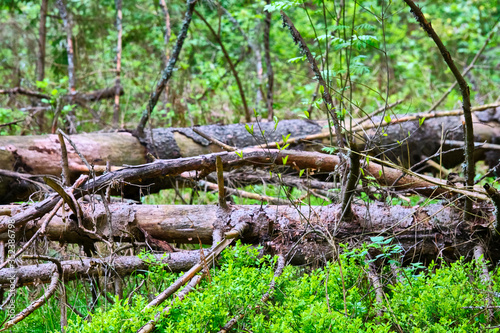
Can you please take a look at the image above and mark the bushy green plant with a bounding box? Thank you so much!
[58,242,500,333]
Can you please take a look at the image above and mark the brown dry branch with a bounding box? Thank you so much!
[136,0,199,136]
[138,222,249,332]
[0,86,124,102]
[144,236,237,309]
[473,245,495,323]
[367,253,385,317]
[402,0,475,218]
[280,11,344,149]
[340,141,360,220]
[428,19,499,112]
[197,179,284,205]
[192,127,236,152]
[483,183,500,229]
[137,274,203,333]
[0,175,87,271]
[58,131,71,186]
[0,148,488,234]
[357,100,405,126]
[216,156,228,210]
[0,256,62,331]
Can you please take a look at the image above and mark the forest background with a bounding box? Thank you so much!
[0,0,499,332]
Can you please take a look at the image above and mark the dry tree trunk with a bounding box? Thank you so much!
[264,0,274,120]
[2,201,496,268]
[36,0,48,132]
[55,0,77,134]
[0,251,200,287]
[113,0,123,128]
[0,105,499,203]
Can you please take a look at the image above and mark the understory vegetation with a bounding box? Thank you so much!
[2,242,496,332]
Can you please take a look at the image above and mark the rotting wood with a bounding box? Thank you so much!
[1,104,500,202]
[0,251,200,287]
[1,202,496,264]
[0,148,489,234]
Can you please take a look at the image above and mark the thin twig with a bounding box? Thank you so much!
[192,127,236,152]
[428,18,500,111]
[218,255,286,333]
[194,9,251,122]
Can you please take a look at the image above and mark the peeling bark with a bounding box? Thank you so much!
[3,202,496,265]
[1,105,500,202]
[0,251,200,287]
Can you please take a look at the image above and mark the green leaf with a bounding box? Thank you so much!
[384,115,391,123]
[235,151,243,158]
[299,169,305,177]
[41,98,50,104]
[36,80,48,89]
[419,117,426,127]
[245,124,254,135]
[282,155,289,165]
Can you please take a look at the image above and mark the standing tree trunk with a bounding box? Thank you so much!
[37,0,48,84]
[55,0,76,93]
[113,0,123,128]
[36,0,49,132]
[55,0,77,134]
[159,0,172,68]
[264,0,274,120]
[136,0,199,137]
[159,0,172,109]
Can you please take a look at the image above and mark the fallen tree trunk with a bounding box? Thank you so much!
[0,86,125,103]
[0,251,200,287]
[4,201,496,266]
[0,148,488,234]
[0,104,499,202]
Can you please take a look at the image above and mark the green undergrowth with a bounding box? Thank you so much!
[142,184,333,206]
[4,241,495,332]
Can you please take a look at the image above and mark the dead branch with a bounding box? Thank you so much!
[0,256,61,331]
[136,0,199,136]
[280,11,344,149]
[0,251,200,287]
[194,9,251,122]
[0,148,488,234]
[402,0,475,218]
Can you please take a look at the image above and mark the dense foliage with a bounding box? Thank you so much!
[0,0,498,134]
[1,242,496,332]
